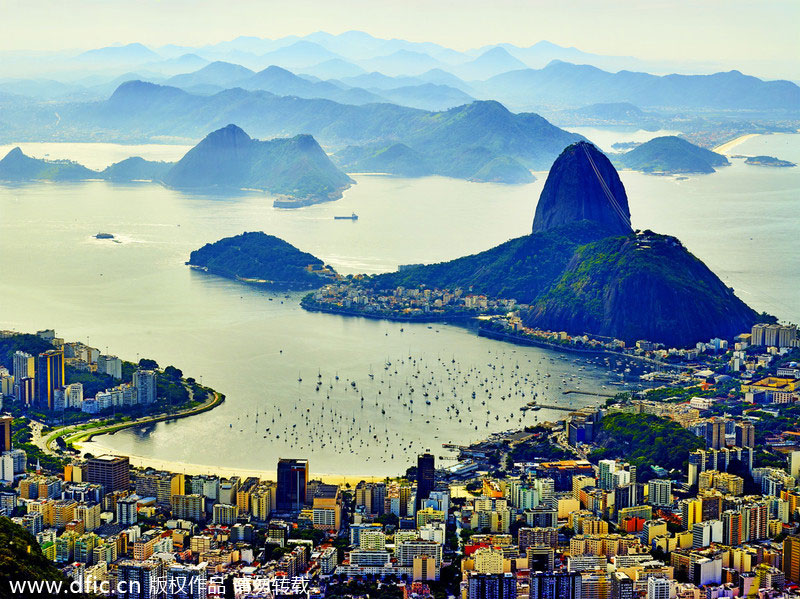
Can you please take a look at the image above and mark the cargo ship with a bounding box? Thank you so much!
[334,212,358,220]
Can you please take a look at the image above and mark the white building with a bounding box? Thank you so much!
[97,355,122,380]
[65,383,84,409]
[133,370,157,405]
[647,577,671,599]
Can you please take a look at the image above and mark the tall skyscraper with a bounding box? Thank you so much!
[36,349,64,410]
[371,482,386,515]
[784,535,800,584]
[86,455,130,493]
[0,415,12,453]
[416,452,435,509]
[277,458,308,513]
[706,420,725,450]
[790,451,800,479]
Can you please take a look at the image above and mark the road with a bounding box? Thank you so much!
[27,386,223,456]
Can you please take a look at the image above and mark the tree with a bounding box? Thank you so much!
[509,518,527,539]
[138,358,158,370]
[163,365,183,380]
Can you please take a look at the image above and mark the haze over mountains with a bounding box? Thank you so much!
[1,31,797,118]
[0,124,354,206]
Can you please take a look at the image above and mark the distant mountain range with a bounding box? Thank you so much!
[6,30,790,81]
[2,30,798,118]
[0,125,354,206]
[136,59,800,113]
[46,83,582,180]
[615,136,730,174]
[479,61,800,111]
[159,62,472,111]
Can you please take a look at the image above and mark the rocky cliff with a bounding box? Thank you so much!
[532,141,632,235]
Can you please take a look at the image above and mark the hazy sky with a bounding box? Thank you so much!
[2,0,799,77]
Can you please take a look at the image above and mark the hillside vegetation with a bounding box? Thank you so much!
[589,412,705,476]
[616,135,730,174]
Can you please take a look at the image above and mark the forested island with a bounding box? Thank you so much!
[188,231,337,289]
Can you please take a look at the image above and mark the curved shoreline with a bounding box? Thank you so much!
[46,389,225,451]
[713,133,760,155]
[300,298,488,324]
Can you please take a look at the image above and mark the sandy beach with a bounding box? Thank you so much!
[77,440,389,487]
[713,133,761,155]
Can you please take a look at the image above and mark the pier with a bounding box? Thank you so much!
[562,389,616,398]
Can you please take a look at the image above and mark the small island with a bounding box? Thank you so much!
[188,231,337,290]
[615,135,730,174]
[744,155,796,167]
[164,125,355,207]
[611,141,641,151]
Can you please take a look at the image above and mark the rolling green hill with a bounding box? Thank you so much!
[163,124,354,205]
[0,147,96,181]
[0,516,73,595]
[615,135,730,174]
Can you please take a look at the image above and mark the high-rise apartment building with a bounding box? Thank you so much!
[36,349,64,410]
[529,572,581,599]
[0,415,12,452]
[86,455,129,493]
[467,572,517,599]
[647,577,671,599]
[116,494,139,526]
[735,422,755,449]
[276,458,308,513]
[133,369,157,405]
[647,480,672,508]
[12,351,35,382]
[416,452,435,509]
[784,535,800,584]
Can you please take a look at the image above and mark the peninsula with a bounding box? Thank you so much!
[304,142,760,348]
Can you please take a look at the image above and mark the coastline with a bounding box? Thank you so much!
[39,389,226,455]
[74,443,388,486]
[713,133,760,155]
